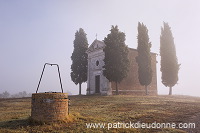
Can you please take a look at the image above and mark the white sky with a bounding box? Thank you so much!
[0,0,200,96]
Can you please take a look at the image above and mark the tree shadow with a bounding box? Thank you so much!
[0,118,29,129]
[0,117,44,130]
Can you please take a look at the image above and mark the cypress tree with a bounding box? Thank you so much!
[71,28,88,95]
[103,25,129,95]
[136,22,152,95]
[160,22,180,95]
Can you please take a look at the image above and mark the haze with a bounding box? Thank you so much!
[0,0,200,96]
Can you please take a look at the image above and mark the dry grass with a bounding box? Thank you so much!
[0,95,200,132]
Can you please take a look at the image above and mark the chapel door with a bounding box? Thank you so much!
[95,75,100,93]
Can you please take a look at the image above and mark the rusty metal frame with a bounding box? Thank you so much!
[36,63,63,93]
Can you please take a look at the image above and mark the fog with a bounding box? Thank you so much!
[0,0,200,96]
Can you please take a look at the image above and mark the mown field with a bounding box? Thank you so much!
[0,95,200,133]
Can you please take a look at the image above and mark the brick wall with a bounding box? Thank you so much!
[111,48,157,95]
[31,93,68,122]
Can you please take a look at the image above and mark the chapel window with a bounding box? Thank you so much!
[96,60,99,66]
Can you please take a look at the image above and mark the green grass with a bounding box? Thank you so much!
[0,95,200,132]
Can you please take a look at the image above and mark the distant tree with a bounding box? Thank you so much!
[2,91,10,98]
[0,94,3,98]
[136,22,152,95]
[27,93,32,97]
[160,22,180,95]
[19,91,27,97]
[71,28,88,95]
[11,91,28,98]
[103,25,129,95]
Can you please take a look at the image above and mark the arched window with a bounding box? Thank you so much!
[96,60,99,66]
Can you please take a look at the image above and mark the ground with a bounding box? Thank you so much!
[0,95,200,132]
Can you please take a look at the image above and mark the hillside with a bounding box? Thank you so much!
[0,95,200,132]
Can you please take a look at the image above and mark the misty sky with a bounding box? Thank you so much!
[0,0,200,96]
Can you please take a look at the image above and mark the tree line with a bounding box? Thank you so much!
[71,22,180,95]
[0,91,32,98]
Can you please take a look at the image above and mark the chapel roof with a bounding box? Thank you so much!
[87,40,157,55]
[86,39,105,53]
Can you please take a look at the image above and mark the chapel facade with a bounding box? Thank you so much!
[86,40,157,95]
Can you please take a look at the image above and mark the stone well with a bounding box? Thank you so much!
[31,93,68,122]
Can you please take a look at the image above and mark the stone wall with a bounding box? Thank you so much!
[111,48,157,95]
[31,93,68,122]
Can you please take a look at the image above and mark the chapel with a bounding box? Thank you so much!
[86,40,157,95]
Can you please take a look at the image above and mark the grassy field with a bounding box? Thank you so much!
[0,95,200,132]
